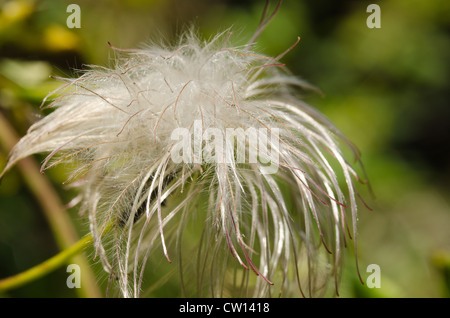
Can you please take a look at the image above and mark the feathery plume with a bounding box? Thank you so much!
[1,7,369,298]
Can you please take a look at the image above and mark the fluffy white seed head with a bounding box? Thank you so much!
[1,29,368,297]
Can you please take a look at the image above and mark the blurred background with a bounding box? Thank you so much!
[0,0,449,297]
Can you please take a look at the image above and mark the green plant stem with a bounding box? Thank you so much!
[0,234,92,293]
[0,112,102,297]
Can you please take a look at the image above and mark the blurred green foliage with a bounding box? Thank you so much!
[0,0,449,297]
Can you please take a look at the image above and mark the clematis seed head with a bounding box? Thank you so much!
[1,25,370,297]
